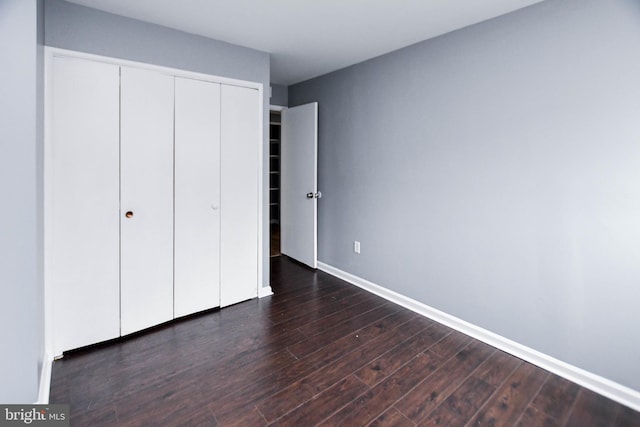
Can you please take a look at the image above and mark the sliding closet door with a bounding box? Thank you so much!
[120,67,175,335]
[51,57,120,355]
[174,77,221,317]
[220,85,260,306]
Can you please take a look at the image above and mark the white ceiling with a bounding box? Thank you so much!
[65,0,544,85]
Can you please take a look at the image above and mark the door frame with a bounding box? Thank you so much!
[44,47,264,363]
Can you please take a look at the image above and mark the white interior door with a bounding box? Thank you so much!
[174,77,221,317]
[120,67,175,335]
[220,85,260,306]
[51,56,121,355]
[281,102,318,268]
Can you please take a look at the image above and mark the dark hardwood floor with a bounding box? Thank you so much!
[50,256,639,426]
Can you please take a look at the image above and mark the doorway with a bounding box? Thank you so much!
[269,109,281,256]
[270,102,319,267]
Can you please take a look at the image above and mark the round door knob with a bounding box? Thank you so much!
[306,192,314,199]
[125,211,134,218]
[211,204,219,210]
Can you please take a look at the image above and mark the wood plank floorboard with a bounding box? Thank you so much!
[49,256,640,426]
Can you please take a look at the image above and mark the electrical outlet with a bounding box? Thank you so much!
[354,241,361,254]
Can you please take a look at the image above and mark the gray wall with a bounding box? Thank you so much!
[290,0,640,391]
[270,83,288,107]
[45,0,272,288]
[0,0,44,403]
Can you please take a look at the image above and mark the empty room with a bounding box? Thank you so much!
[2,0,640,425]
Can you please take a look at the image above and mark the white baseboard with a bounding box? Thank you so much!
[36,352,53,404]
[258,285,273,298]
[318,261,640,412]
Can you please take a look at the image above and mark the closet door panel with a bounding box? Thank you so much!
[120,67,175,335]
[220,85,260,307]
[51,57,120,354]
[174,77,221,317]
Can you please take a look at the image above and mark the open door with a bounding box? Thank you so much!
[281,102,319,268]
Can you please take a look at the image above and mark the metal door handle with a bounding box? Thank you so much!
[315,192,322,199]
[125,211,134,218]
[306,192,314,199]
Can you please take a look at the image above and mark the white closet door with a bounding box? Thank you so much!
[220,85,260,307]
[281,102,319,268]
[120,67,175,335]
[174,77,221,317]
[51,57,120,355]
